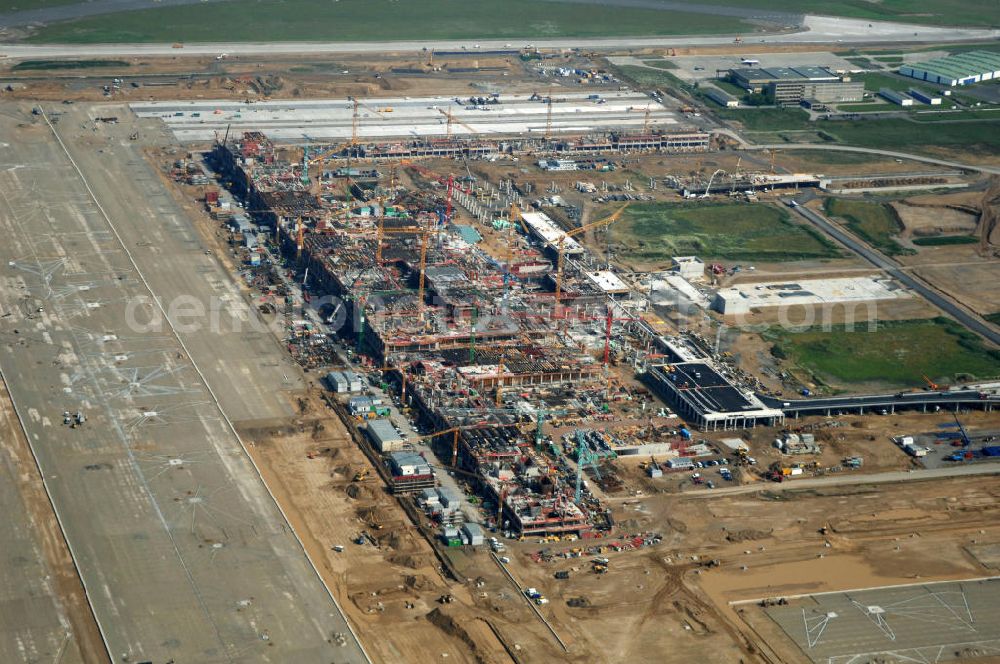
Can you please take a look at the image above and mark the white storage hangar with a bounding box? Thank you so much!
[899,51,1000,86]
[366,419,404,452]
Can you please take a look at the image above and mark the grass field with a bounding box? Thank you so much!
[834,102,892,112]
[839,41,1000,56]
[911,109,1000,122]
[640,59,678,70]
[779,149,887,165]
[613,64,688,88]
[0,0,78,9]
[824,198,913,256]
[769,317,1000,388]
[612,202,841,263]
[714,107,812,132]
[690,0,1000,27]
[855,72,932,93]
[25,0,749,43]
[723,110,1000,156]
[820,118,1000,156]
[986,313,1000,326]
[912,235,978,246]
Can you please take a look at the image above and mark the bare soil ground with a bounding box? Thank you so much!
[236,387,644,664]
[495,421,1000,664]
[0,53,528,103]
[893,199,978,238]
[239,389,510,664]
[908,259,1000,316]
[695,474,1000,663]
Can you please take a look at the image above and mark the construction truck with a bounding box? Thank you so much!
[352,469,369,482]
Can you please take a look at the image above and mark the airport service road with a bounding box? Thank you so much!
[744,144,1000,176]
[678,462,1000,498]
[130,92,679,142]
[1,15,998,60]
[789,204,1000,347]
[0,103,368,664]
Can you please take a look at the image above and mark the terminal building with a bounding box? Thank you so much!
[727,66,863,105]
[899,50,1000,86]
[644,362,785,430]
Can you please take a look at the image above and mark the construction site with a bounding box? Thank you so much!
[2,34,1000,664]
[175,87,1000,660]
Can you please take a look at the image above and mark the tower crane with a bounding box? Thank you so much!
[535,404,568,448]
[407,423,493,468]
[437,107,479,139]
[630,104,652,133]
[348,96,388,146]
[364,210,433,308]
[574,429,603,504]
[300,98,385,187]
[553,203,630,315]
[570,303,639,368]
[545,95,554,140]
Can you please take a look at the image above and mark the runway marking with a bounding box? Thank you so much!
[107,364,202,399]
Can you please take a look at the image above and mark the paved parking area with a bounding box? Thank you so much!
[764,578,1000,663]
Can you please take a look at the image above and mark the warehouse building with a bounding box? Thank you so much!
[899,50,1000,86]
[705,87,739,108]
[366,419,404,452]
[908,88,942,105]
[325,370,362,393]
[712,276,906,315]
[879,88,915,106]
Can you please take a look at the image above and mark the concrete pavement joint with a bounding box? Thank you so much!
[41,107,373,663]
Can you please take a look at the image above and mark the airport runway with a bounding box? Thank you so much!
[1,15,997,59]
[130,92,678,142]
[0,102,368,663]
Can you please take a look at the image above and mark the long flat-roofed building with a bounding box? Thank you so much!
[644,362,784,430]
[520,211,585,257]
[729,65,839,92]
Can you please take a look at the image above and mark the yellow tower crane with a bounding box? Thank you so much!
[553,204,630,314]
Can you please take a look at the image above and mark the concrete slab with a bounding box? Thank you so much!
[763,578,1000,663]
[0,102,367,664]
[130,92,680,142]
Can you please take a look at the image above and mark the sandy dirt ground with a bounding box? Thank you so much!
[893,200,979,239]
[0,53,532,104]
[238,389,557,664]
[694,473,1000,663]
